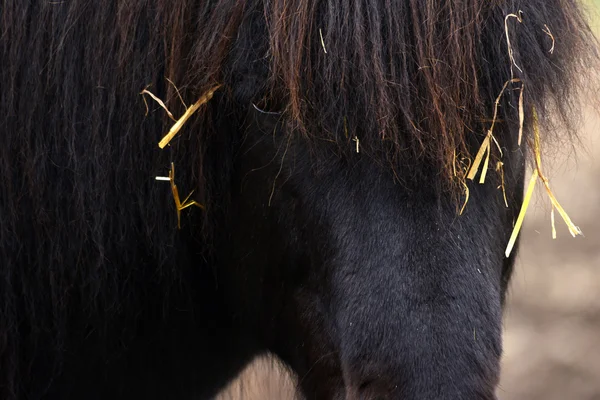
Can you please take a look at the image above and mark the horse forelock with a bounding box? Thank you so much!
[189,0,596,184]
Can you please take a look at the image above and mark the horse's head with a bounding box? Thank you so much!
[206,100,522,398]
[190,1,594,397]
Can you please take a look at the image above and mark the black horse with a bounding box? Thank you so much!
[0,0,594,399]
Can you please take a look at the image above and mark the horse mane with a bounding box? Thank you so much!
[0,0,596,398]
[190,0,596,181]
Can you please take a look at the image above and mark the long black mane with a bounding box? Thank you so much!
[0,0,595,398]
[196,0,595,178]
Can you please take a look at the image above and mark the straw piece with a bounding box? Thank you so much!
[352,136,360,153]
[543,185,582,237]
[543,24,556,54]
[505,11,524,79]
[157,163,205,229]
[158,85,222,149]
[468,78,521,182]
[490,133,504,158]
[479,145,491,184]
[518,83,525,146]
[453,149,457,177]
[496,161,509,208]
[467,134,490,180]
[505,170,538,257]
[319,28,327,54]
[505,108,582,257]
[140,88,177,121]
[530,108,582,238]
[459,181,470,215]
[489,78,521,139]
[166,77,187,109]
[453,149,472,214]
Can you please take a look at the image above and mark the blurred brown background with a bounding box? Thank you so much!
[216,4,600,398]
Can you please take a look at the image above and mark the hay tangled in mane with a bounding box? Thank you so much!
[172,0,596,188]
[151,0,597,252]
[214,0,590,166]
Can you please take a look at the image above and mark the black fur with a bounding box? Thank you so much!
[0,0,594,399]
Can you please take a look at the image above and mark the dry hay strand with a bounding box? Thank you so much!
[158,85,222,148]
[143,80,218,227]
[496,161,509,208]
[466,78,522,184]
[504,108,582,258]
[319,28,327,54]
[140,82,221,149]
[156,162,205,229]
[505,11,524,79]
[453,149,472,215]
[141,86,177,121]
[467,11,581,258]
